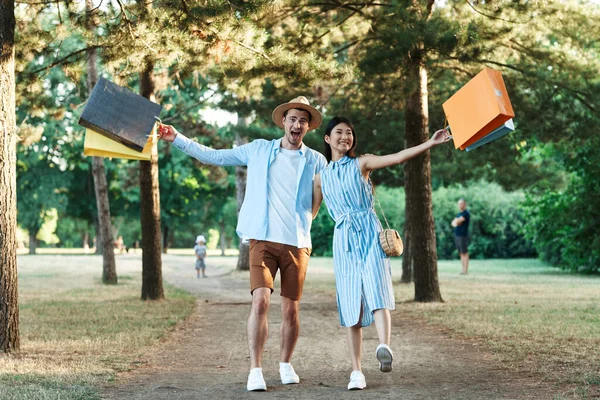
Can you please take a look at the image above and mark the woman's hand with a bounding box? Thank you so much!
[157,123,179,142]
[430,128,452,145]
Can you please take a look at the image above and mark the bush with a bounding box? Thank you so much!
[522,174,600,274]
[311,180,536,259]
[431,182,536,260]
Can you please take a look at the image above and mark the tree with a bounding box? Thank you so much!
[86,0,117,284]
[139,62,164,300]
[401,1,443,301]
[0,0,20,352]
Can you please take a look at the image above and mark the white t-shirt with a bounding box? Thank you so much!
[265,148,301,246]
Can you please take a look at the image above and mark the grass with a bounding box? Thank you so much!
[5,254,599,398]
[0,255,196,400]
[17,247,240,256]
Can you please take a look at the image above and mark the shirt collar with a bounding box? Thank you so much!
[273,138,307,156]
[329,155,352,169]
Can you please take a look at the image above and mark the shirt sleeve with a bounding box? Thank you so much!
[172,132,253,167]
[315,152,328,173]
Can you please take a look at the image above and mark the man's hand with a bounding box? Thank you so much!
[158,124,178,142]
[451,218,458,228]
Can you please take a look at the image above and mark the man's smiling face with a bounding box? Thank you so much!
[282,108,311,149]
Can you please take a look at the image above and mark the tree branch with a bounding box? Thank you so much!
[465,0,530,25]
[23,45,104,76]
[233,40,273,63]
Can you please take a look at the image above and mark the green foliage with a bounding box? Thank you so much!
[54,216,93,248]
[207,228,219,250]
[373,182,536,260]
[12,0,600,278]
[310,208,336,257]
[432,182,536,260]
[522,139,600,274]
[311,181,535,259]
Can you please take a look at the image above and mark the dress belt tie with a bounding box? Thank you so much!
[334,209,372,252]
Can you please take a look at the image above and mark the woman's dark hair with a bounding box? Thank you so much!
[323,116,357,162]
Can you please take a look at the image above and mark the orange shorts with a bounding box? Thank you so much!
[249,240,311,301]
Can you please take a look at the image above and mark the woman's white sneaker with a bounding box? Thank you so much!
[376,343,394,372]
[347,370,366,390]
[247,368,267,391]
[279,363,300,384]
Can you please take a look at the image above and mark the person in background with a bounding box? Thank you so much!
[194,235,207,278]
[451,198,471,275]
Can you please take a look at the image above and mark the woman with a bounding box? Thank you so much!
[312,116,450,390]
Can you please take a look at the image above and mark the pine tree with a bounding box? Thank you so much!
[0,0,20,353]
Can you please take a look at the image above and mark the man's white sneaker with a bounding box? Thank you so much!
[347,370,366,390]
[279,363,300,384]
[376,343,394,373]
[247,368,267,391]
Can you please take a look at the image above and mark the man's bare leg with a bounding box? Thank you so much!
[461,253,469,274]
[248,287,271,368]
[279,296,300,362]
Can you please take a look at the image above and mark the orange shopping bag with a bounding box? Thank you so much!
[442,68,515,150]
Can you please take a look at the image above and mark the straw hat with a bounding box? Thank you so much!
[272,96,322,131]
[195,235,206,243]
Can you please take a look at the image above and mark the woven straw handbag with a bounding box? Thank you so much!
[371,180,404,257]
[379,228,403,257]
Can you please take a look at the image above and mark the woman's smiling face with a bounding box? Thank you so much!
[326,122,354,154]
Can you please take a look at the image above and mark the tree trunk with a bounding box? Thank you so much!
[86,0,117,284]
[403,56,443,302]
[92,217,103,255]
[219,219,226,256]
[28,231,36,255]
[0,0,20,352]
[162,225,169,254]
[92,157,117,283]
[235,117,250,271]
[139,58,164,300]
[83,231,89,251]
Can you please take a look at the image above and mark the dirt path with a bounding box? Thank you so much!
[101,255,553,400]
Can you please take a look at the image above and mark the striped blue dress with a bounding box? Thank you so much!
[321,156,395,327]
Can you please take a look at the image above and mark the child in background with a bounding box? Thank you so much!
[194,235,207,278]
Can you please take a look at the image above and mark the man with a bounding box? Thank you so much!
[451,198,470,275]
[158,96,326,392]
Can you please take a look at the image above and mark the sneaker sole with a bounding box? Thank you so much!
[281,378,300,385]
[377,347,393,373]
[247,384,267,391]
[348,383,366,390]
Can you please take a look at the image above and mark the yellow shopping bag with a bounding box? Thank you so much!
[83,127,157,161]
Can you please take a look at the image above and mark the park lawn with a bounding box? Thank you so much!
[0,255,196,400]
[307,258,600,398]
[395,259,600,398]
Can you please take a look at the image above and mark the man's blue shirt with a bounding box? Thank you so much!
[172,134,327,248]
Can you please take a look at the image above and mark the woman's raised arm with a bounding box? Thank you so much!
[359,128,450,173]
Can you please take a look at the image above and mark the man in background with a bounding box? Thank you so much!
[451,198,470,275]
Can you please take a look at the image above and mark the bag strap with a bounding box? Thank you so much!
[355,158,392,230]
[369,176,392,231]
